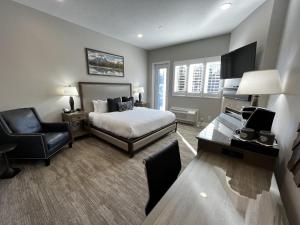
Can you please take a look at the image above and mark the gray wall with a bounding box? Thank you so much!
[148,35,230,122]
[228,0,275,107]
[267,0,300,223]
[230,0,287,73]
[228,0,287,108]
[0,0,147,122]
[229,0,274,69]
[230,0,300,223]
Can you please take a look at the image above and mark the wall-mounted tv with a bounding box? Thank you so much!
[221,42,257,79]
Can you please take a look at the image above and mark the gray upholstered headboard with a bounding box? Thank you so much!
[78,82,132,112]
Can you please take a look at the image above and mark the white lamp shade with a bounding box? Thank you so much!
[138,87,145,93]
[63,86,78,96]
[236,70,282,95]
[134,87,144,94]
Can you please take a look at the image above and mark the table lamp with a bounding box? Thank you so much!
[236,70,282,106]
[135,87,144,103]
[63,86,79,112]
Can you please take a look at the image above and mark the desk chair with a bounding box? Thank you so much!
[143,140,181,215]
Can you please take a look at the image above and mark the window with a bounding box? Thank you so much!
[173,57,221,97]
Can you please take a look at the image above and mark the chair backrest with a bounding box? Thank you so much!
[0,108,42,134]
[144,140,181,215]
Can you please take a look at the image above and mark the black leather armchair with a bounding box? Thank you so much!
[0,108,72,166]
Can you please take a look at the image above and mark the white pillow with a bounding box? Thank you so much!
[92,100,108,113]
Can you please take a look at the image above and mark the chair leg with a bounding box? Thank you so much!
[69,143,73,148]
[45,159,50,166]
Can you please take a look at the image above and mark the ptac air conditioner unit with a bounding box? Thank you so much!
[169,107,198,126]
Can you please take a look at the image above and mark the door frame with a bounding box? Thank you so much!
[151,61,170,110]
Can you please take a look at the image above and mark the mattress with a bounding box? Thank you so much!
[89,107,176,138]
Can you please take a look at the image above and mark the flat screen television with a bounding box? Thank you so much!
[221,42,257,79]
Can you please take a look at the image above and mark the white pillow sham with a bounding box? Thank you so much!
[92,100,108,113]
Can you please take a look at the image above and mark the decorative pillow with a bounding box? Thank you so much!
[122,96,134,105]
[118,101,133,112]
[92,100,108,113]
[107,97,121,112]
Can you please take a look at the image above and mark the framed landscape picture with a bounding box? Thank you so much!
[85,48,124,77]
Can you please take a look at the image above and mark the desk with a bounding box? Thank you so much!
[142,113,288,225]
[197,113,279,170]
[142,152,288,225]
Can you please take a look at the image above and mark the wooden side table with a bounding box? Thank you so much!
[0,144,21,179]
[134,101,148,107]
[62,111,90,142]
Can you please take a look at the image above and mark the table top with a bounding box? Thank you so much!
[197,113,243,146]
[197,113,279,157]
[0,143,17,154]
[142,152,289,225]
[62,111,87,116]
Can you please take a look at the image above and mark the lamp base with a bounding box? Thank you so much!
[69,96,75,111]
[251,95,259,107]
[139,93,142,103]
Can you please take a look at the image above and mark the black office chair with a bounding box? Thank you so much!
[143,140,181,215]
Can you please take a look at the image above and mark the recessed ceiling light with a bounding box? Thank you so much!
[137,33,143,38]
[200,192,208,198]
[221,3,232,10]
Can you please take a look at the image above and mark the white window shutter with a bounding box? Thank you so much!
[173,57,221,97]
[174,65,188,93]
[188,63,204,94]
[204,61,221,95]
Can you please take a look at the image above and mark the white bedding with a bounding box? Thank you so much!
[89,107,176,138]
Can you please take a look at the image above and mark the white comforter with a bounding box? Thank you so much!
[89,107,176,138]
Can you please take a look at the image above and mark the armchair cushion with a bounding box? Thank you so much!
[1,108,42,134]
[45,132,70,153]
[42,122,69,133]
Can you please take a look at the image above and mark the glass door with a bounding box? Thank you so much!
[154,63,169,111]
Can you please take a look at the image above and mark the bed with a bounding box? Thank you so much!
[79,82,177,157]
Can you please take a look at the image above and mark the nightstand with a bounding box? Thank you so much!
[62,111,90,141]
[134,102,148,107]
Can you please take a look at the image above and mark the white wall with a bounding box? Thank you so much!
[267,0,300,223]
[0,0,147,122]
[148,35,230,122]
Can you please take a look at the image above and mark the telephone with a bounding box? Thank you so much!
[63,108,71,114]
[62,108,81,114]
[244,107,275,132]
[237,107,276,145]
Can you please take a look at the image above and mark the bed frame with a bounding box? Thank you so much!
[78,82,177,157]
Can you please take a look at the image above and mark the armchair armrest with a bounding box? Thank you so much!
[4,133,48,159]
[41,122,70,133]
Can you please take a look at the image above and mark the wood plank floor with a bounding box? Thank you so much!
[0,124,201,225]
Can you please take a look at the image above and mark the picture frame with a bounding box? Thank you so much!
[85,48,124,77]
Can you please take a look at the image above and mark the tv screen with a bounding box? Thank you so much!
[221,42,257,79]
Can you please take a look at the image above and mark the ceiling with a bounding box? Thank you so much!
[12,0,267,50]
